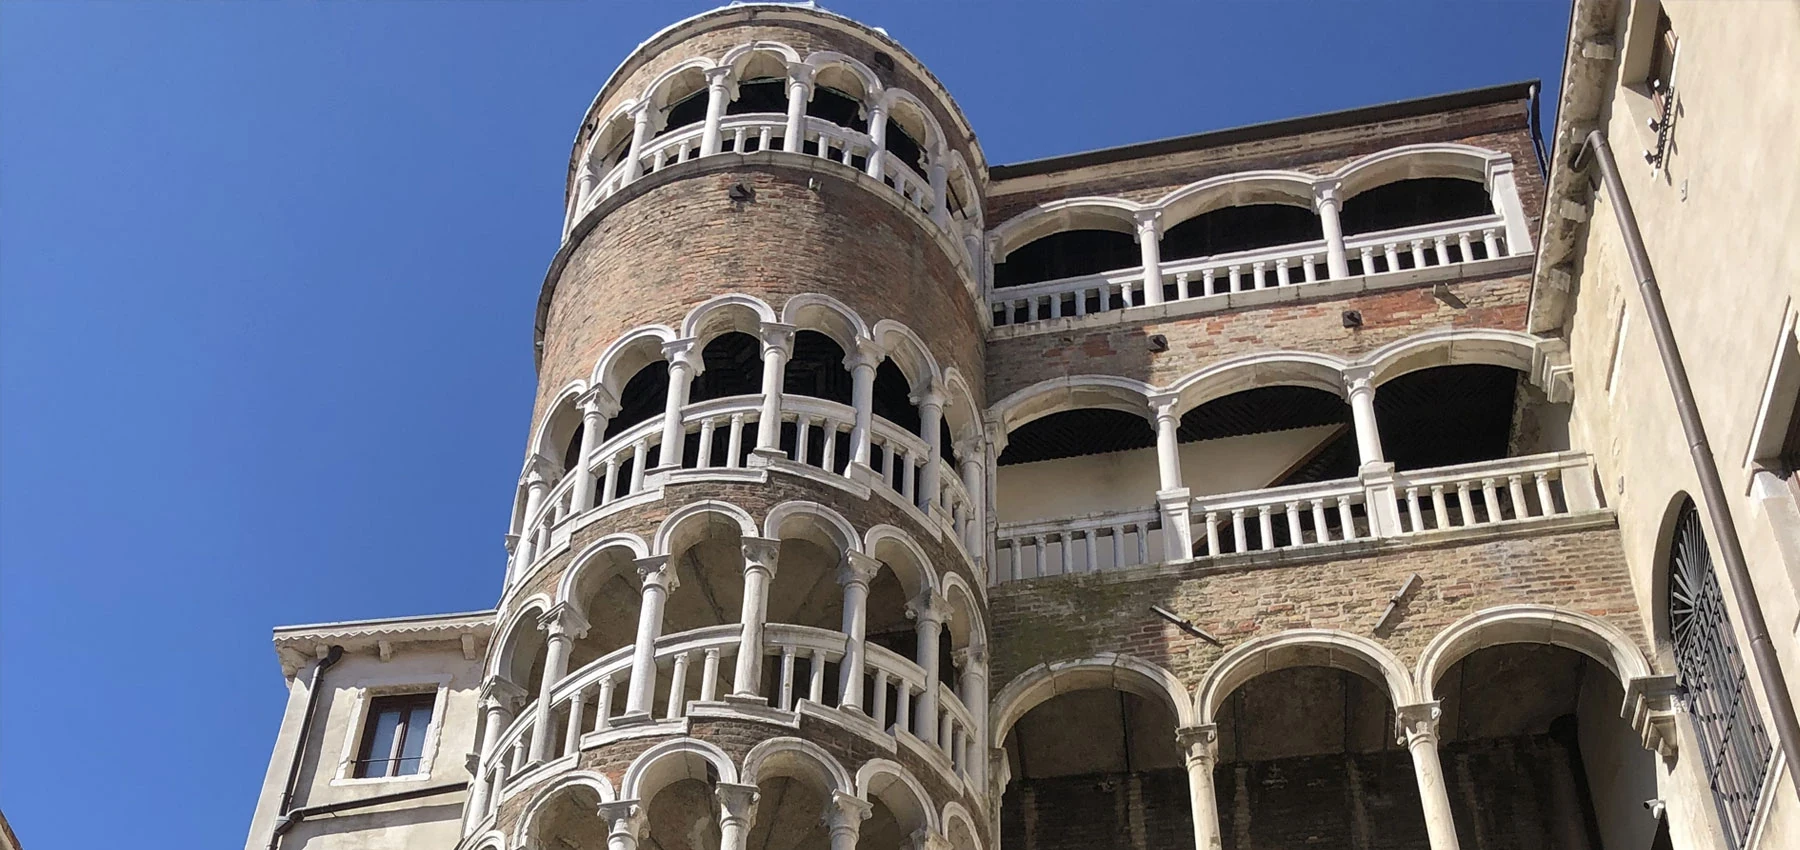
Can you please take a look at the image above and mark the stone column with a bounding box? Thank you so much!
[908,589,951,739]
[782,67,814,153]
[956,444,986,561]
[753,324,795,458]
[465,678,525,827]
[571,387,619,512]
[955,645,990,788]
[916,383,946,513]
[845,341,882,474]
[529,605,590,762]
[699,67,733,157]
[732,537,781,699]
[824,791,873,850]
[1343,367,1385,467]
[1487,161,1532,255]
[655,339,702,471]
[1398,702,1462,850]
[1314,180,1350,280]
[597,801,645,850]
[1178,725,1222,850]
[1149,393,1194,561]
[864,103,889,179]
[836,552,881,712]
[623,103,653,184]
[1136,209,1165,305]
[514,469,550,567]
[927,154,950,228]
[623,556,677,720]
[716,783,761,850]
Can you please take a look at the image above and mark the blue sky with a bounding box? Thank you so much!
[0,1,1568,846]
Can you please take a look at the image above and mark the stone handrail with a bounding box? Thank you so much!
[1391,450,1600,531]
[994,508,1162,582]
[1191,477,1371,557]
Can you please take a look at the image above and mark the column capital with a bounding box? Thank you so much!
[951,434,985,464]
[1395,701,1443,747]
[1624,673,1682,758]
[843,339,883,372]
[911,381,947,412]
[1132,208,1163,239]
[982,419,1009,457]
[952,643,989,670]
[579,385,622,420]
[757,322,797,356]
[1311,178,1343,208]
[634,555,679,591]
[824,791,872,835]
[1145,392,1182,424]
[838,551,882,588]
[627,100,655,122]
[480,676,528,711]
[662,338,704,373]
[524,467,551,489]
[908,827,950,850]
[715,782,761,824]
[539,604,591,641]
[907,588,952,627]
[1176,723,1219,764]
[1342,365,1378,396]
[596,800,645,838]
[703,64,735,87]
[741,536,782,576]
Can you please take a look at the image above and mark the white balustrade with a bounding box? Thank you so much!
[988,213,1512,328]
[989,452,1602,585]
[870,418,931,512]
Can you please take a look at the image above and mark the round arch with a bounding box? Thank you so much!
[799,50,882,103]
[590,325,677,397]
[1196,630,1416,724]
[1162,351,1350,416]
[940,571,985,652]
[871,319,941,395]
[680,293,778,346]
[863,524,940,598]
[512,771,618,848]
[639,57,718,116]
[488,594,553,680]
[854,759,939,834]
[990,653,1196,748]
[874,88,948,154]
[1332,143,1508,200]
[780,293,869,351]
[989,198,1144,262]
[763,500,862,559]
[741,736,854,794]
[1416,604,1655,703]
[555,533,652,608]
[1353,328,1545,388]
[941,802,985,850]
[620,737,740,801]
[1155,170,1318,231]
[718,40,804,77]
[528,381,592,470]
[989,375,1154,437]
[653,499,760,556]
[939,367,982,449]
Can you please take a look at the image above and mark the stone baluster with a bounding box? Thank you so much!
[464,678,525,829]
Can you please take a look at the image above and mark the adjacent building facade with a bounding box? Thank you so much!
[244,3,1799,849]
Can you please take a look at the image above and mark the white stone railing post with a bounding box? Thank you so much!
[529,605,589,762]
[623,103,653,184]
[623,557,677,720]
[1178,725,1222,850]
[1398,703,1463,850]
[836,552,881,712]
[1487,160,1533,256]
[1313,180,1350,279]
[753,324,795,460]
[655,339,702,471]
[731,537,781,699]
[1136,209,1165,305]
[908,589,951,739]
[782,67,814,153]
[716,783,760,850]
[699,67,733,157]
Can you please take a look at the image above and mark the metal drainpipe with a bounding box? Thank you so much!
[1572,130,1800,795]
[268,644,344,850]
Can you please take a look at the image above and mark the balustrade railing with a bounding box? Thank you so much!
[988,213,1513,328]
[990,452,1603,585]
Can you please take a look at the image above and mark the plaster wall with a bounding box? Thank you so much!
[1556,0,1800,843]
[995,426,1339,523]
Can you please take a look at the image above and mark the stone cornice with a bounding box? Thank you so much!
[272,610,495,679]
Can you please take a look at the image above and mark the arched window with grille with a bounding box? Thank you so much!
[1667,498,1774,849]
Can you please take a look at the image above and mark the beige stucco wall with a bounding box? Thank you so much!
[1559,0,1800,845]
[243,646,485,850]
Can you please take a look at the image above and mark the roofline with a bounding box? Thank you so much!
[990,80,1539,181]
[272,609,495,638]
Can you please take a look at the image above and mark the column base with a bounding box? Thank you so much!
[746,447,788,468]
[844,461,879,487]
[611,710,655,728]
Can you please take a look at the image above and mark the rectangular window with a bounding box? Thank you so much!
[1646,7,1678,111]
[353,693,435,779]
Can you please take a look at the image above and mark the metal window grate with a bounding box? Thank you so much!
[1668,500,1773,849]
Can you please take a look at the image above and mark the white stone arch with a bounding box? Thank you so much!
[1353,327,1544,388]
[940,366,982,449]
[941,801,984,850]
[1162,351,1351,417]
[1154,170,1318,230]
[590,325,677,397]
[528,380,592,470]
[653,499,760,557]
[940,571,985,652]
[863,523,940,599]
[620,737,740,801]
[780,292,870,351]
[579,101,640,173]
[741,735,855,794]
[489,594,554,680]
[1195,629,1417,725]
[800,50,883,105]
[869,318,942,396]
[875,87,948,155]
[855,758,939,834]
[718,40,804,82]
[511,770,617,848]
[639,56,719,127]
[989,197,1145,262]
[944,149,982,225]
[1331,142,1508,200]
[467,829,506,850]
[988,374,1154,438]
[555,533,652,609]
[990,653,1197,748]
[1416,604,1655,703]
[680,293,778,347]
[763,500,862,560]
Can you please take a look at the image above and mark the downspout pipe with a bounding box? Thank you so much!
[269,644,344,850]
[1572,129,1800,796]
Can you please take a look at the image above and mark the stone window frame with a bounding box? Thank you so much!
[1740,302,1800,606]
[1617,0,1682,172]
[330,673,454,787]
